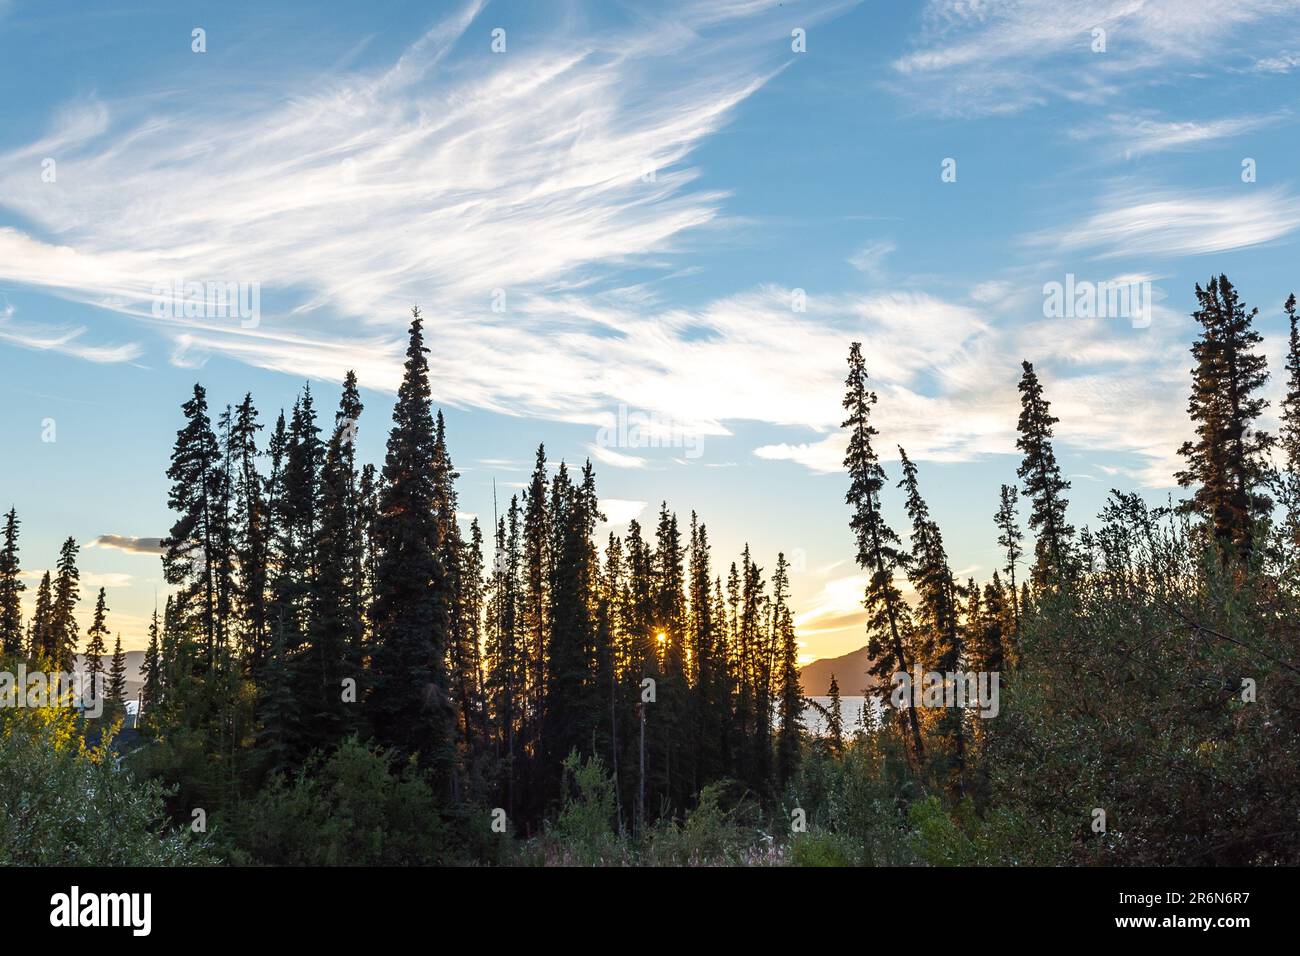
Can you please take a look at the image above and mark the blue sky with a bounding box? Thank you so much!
[3,0,1300,666]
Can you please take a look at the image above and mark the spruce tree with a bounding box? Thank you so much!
[543,461,602,794]
[595,531,626,827]
[109,634,127,706]
[897,446,964,788]
[994,484,1023,631]
[826,673,844,756]
[302,379,366,758]
[1279,293,1300,540]
[0,507,23,655]
[485,494,524,817]
[85,587,111,698]
[841,342,923,759]
[1175,275,1274,559]
[369,308,454,775]
[520,444,550,792]
[229,392,269,667]
[688,514,723,784]
[142,607,161,720]
[49,537,81,672]
[270,387,322,656]
[775,553,803,790]
[162,384,226,667]
[28,571,53,661]
[653,501,689,806]
[1016,361,1075,586]
[897,447,959,672]
[458,518,488,751]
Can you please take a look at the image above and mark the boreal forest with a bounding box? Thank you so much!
[2,276,1299,866]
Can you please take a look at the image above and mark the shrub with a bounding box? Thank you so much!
[0,677,210,866]
[223,736,446,865]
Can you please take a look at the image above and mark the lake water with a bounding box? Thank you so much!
[802,695,882,735]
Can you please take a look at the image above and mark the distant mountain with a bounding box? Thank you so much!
[799,645,879,697]
[73,650,146,701]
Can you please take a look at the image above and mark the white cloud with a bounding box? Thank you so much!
[1251,51,1300,72]
[0,304,141,364]
[85,535,164,555]
[848,239,896,277]
[0,0,836,396]
[1038,186,1300,260]
[756,281,1204,491]
[1071,112,1281,159]
[598,498,648,526]
[586,443,648,470]
[892,0,1300,115]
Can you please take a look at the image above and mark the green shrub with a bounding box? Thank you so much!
[0,693,211,865]
[223,736,446,865]
[790,828,863,867]
[645,781,766,865]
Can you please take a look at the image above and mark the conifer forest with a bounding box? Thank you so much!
[2,6,1299,928]
[4,280,1300,868]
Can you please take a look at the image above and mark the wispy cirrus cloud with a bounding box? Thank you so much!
[892,0,1300,115]
[1070,112,1283,160]
[848,239,896,277]
[0,304,141,364]
[0,0,815,386]
[755,288,1200,490]
[1251,50,1300,72]
[1036,185,1300,260]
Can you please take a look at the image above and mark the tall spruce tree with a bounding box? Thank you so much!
[28,571,53,661]
[1175,275,1274,559]
[0,508,23,655]
[369,308,454,775]
[162,384,226,668]
[653,501,689,807]
[84,587,111,698]
[826,673,844,756]
[1016,361,1075,586]
[775,552,803,790]
[1279,293,1300,540]
[520,444,550,797]
[994,484,1023,631]
[271,388,323,657]
[897,447,959,672]
[841,342,923,760]
[897,446,964,789]
[485,494,524,818]
[49,537,81,672]
[142,607,161,721]
[688,514,724,785]
[109,634,127,706]
[229,392,269,667]
[542,462,602,795]
[302,376,366,758]
[455,518,488,755]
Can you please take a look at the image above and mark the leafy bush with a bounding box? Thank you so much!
[223,736,446,865]
[790,828,863,867]
[0,675,211,865]
[522,750,625,866]
[645,781,767,865]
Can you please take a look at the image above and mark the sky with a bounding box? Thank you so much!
[3,0,1300,669]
